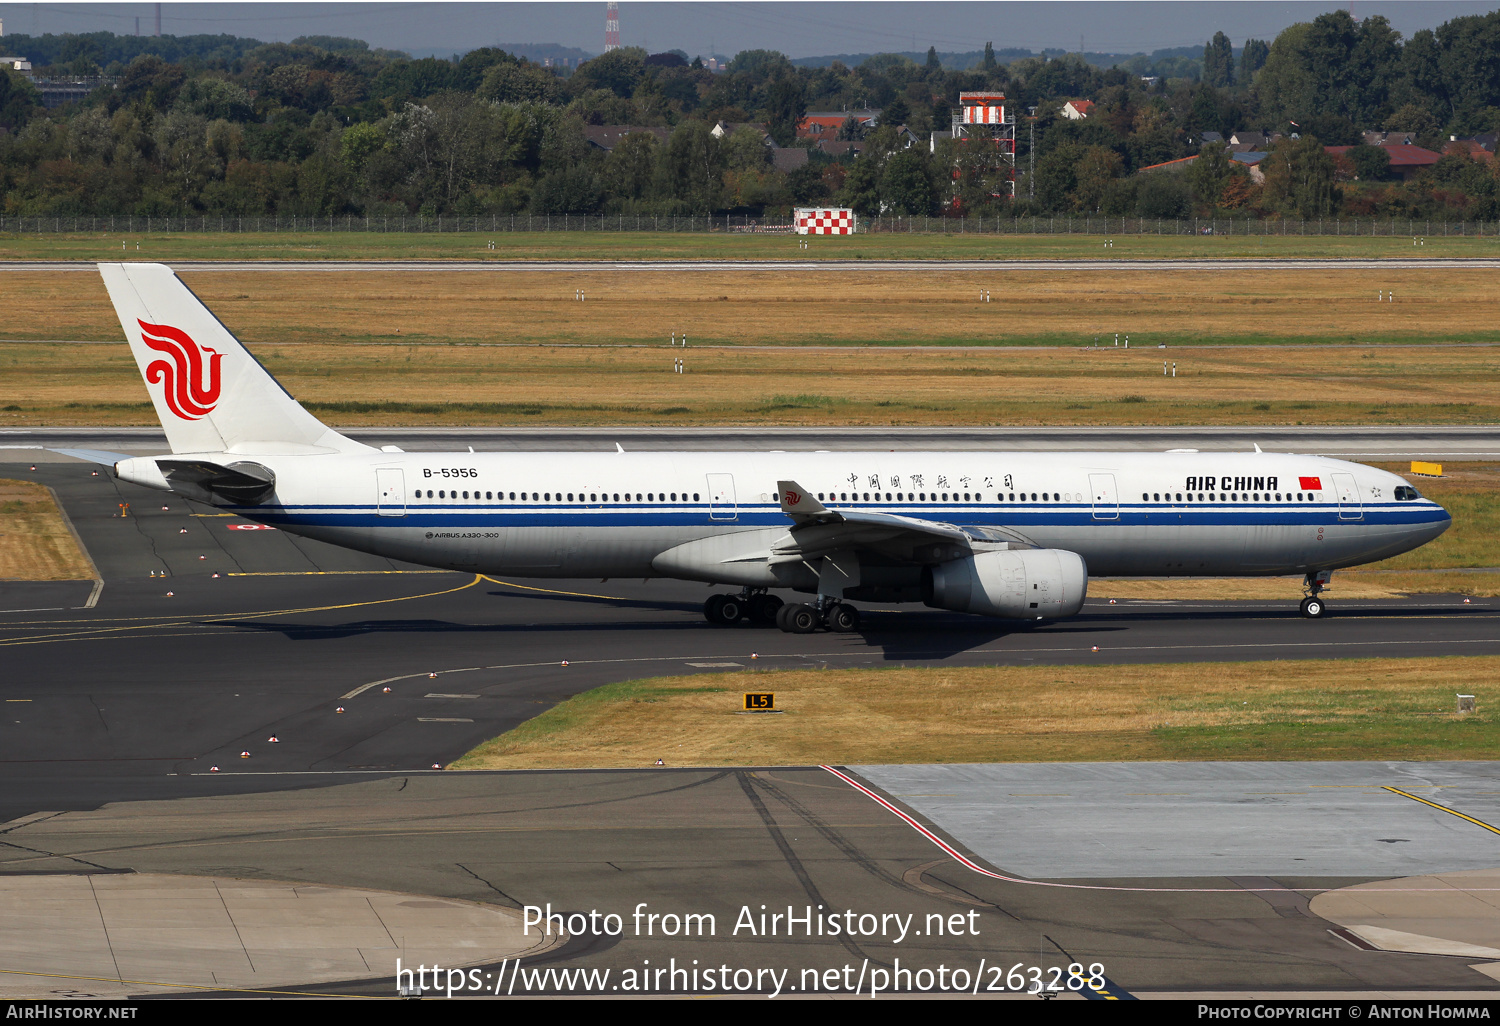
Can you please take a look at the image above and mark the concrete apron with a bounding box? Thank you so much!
[0,873,559,998]
[1312,868,1500,977]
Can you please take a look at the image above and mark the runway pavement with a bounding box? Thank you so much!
[7,258,1500,272]
[6,424,1499,460]
[4,459,1500,996]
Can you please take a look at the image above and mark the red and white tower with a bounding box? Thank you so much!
[605,2,620,52]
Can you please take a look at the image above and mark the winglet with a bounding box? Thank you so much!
[777,480,828,517]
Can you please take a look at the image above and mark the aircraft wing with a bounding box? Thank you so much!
[774,479,1006,564]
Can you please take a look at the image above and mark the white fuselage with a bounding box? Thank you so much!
[121,449,1450,597]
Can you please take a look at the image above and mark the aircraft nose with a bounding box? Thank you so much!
[1423,502,1453,542]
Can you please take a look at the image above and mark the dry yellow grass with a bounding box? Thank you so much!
[3,267,1499,426]
[1,268,1495,347]
[453,657,1500,769]
[0,479,96,581]
[3,331,1500,427]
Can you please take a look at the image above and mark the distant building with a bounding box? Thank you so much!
[582,125,671,152]
[1446,138,1495,163]
[1061,99,1095,120]
[797,109,879,140]
[1451,132,1497,152]
[1326,143,1443,180]
[1228,130,1277,152]
[1138,150,1267,184]
[770,147,808,173]
[814,140,864,159]
[710,121,769,141]
[0,54,30,72]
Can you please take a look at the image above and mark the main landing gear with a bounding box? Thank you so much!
[775,597,860,634]
[703,590,783,626]
[702,591,861,633]
[1300,571,1332,619]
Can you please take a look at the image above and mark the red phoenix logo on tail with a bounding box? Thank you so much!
[138,319,222,420]
[785,489,802,506]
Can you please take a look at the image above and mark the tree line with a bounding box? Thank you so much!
[1,9,1498,222]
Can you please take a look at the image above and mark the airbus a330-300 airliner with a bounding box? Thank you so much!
[63,262,1450,632]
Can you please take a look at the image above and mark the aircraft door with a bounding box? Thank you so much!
[706,473,738,521]
[376,468,406,517]
[1333,472,1363,521]
[1088,473,1119,521]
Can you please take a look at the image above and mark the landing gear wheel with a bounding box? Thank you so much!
[1300,596,1326,619]
[780,603,820,634]
[749,594,784,625]
[825,603,860,632]
[703,594,727,624]
[718,595,745,624]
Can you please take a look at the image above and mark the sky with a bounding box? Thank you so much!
[1,1,1497,60]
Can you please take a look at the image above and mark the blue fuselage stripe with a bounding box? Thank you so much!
[234,501,1451,531]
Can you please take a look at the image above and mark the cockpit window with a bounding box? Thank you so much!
[1394,485,1421,501]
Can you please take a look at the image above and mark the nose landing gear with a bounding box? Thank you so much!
[1300,571,1332,618]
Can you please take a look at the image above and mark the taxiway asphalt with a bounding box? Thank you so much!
[7,425,1499,460]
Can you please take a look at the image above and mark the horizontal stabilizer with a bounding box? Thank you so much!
[46,448,134,466]
[157,458,276,505]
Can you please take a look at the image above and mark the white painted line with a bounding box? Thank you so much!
[424,693,479,699]
[416,717,474,723]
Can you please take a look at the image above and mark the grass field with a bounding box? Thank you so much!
[3,266,1499,427]
[9,267,1495,348]
[0,479,95,581]
[2,230,1498,263]
[451,656,1500,769]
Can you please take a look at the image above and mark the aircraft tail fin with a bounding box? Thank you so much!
[98,263,370,456]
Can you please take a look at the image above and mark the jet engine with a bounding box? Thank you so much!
[922,549,1088,619]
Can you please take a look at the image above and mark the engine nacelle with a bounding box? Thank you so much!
[922,548,1088,619]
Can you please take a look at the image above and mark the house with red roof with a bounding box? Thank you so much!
[797,110,879,140]
[1325,143,1442,180]
[1061,99,1095,120]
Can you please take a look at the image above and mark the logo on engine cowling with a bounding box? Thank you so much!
[138,319,222,421]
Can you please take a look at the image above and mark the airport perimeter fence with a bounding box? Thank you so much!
[1,213,1497,237]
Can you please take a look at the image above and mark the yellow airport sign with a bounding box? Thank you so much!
[743,692,775,712]
[1410,461,1443,477]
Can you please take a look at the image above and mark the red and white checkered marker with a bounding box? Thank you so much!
[794,207,856,235]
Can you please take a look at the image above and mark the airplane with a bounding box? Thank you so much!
[58,262,1451,632]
